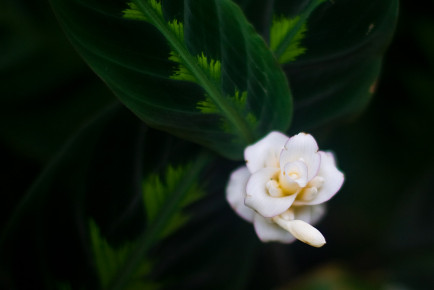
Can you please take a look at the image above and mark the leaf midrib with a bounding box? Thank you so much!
[133,0,255,144]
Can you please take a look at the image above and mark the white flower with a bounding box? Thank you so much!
[226,132,344,247]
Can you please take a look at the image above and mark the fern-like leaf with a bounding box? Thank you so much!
[142,163,204,239]
[122,0,257,143]
[270,0,326,64]
[89,220,159,289]
[270,16,307,64]
[122,3,147,21]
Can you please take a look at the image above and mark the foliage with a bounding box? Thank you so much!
[89,220,158,289]
[0,0,409,289]
[142,164,205,239]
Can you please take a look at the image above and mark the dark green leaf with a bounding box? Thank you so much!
[0,104,125,289]
[0,105,149,288]
[86,156,210,289]
[0,102,216,289]
[0,0,115,162]
[283,0,398,130]
[236,0,399,130]
[108,152,211,290]
[49,0,293,159]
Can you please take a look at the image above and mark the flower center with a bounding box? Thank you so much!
[283,161,308,186]
[288,171,300,179]
[297,176,325,201]
[266,180,283,197]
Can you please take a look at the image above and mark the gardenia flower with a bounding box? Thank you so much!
[226,132,344,247]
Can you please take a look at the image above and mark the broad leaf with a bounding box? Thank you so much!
[284,0,398,130]
[49,0,293,160]
[236,0,399,130]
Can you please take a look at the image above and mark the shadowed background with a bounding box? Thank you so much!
[1,0,433,289]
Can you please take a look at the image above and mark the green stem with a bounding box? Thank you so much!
[274,0,325,61]
[134,0,255,144]
[109,151,212,290]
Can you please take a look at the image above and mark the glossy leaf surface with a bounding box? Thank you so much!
[236,0,399,130]
[49,0,294,159]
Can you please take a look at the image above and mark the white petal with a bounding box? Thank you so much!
[244,131,288,173]
[273,218,326,247]
[245,168,296,217]
[226,166,255,222]
[295,151,344,206]
[253,214,296,243]
[282,160,308,187]
[280,133,321,182]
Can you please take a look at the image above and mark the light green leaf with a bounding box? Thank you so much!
[89,220,159,290]
[270,16,307,64]
[143,163,205,239]
[122,3,148,21]
[109,152,211,289]
[128,0,258,144]
[50,0,293,159]
[270,0,325,64]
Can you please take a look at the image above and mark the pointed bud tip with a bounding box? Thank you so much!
[287,220,326,248]
[310,239,326,248]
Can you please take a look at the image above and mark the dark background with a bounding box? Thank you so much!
[1,0,433,289]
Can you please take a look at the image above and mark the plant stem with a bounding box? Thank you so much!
[134,0,255,144]
[109,150,212,290]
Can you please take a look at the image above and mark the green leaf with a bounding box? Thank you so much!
[280,0,399,130]
[89,220,159,289]
[49,0,293,159]
[0,104,131,289]
[109,152,211,290]
[88,160,207,289]
[235,0,399,131]
[1,103,213,288]
[123,2,148,21]
[270,16,307,64]
[270,0,325,64]
[0,0,114,163]
[143,164,205,239]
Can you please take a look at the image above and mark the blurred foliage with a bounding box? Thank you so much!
[0,0,115,262]
[0,0,115,163]
[1,0,433,289]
